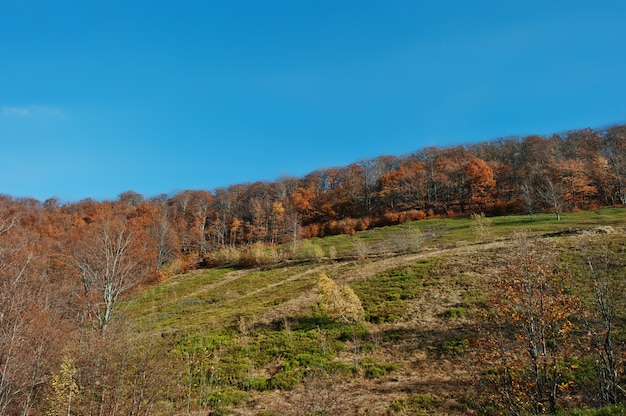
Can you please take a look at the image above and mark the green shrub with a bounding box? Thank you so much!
[336,323,368,341]
[365,365,387,378]
[388,394,437,413]
[442,307,465,318]
[382,328,410,343]
[359,343,374,353]
[409,393,435,410]
[562,356,597,388]
[361,358,399,378]
[462,289,487,308]
[295,353,322,367]
[320,359,352,376]
[351,260,438,323]
[242,376,269,391]
[441,338,468,354]
[270,369,303,390]
[389,397,408,412]
[201,387,249,408]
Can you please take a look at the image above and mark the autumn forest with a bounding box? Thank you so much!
[2,124,626,415]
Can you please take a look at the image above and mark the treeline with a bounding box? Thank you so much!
[9,125,626,265]
[0,125,624,271]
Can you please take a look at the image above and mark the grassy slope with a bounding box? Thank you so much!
[122,208,626,415]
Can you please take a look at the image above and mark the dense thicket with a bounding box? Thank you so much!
[0,124,625,413]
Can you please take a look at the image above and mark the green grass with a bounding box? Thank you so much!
[124,206,626,339]
[304,208,626,257]
[125,264,324,332]
[351,258,440,323]
[564,404,626,415]
[115,206,626,414]
[441,337,469,354]
[135,268,230,306]
[172,312,364,399]
[123,261,376,409]
[422,208,626,245]
[442,307,466,318]
[360,357,400,378]
[489,208,626,237]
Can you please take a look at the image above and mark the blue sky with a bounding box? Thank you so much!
[2,1,626,202]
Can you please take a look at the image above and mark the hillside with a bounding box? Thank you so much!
[2,121,626,414]
[108,208,625,415]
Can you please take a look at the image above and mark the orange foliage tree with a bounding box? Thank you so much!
[483,235,579,414]
[0,211,68,415]
[465,158,496,211]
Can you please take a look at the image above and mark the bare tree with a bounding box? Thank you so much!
[537,177,564,220]
[151,204,178,271]
[605,126,626,204]
[581,240,625,405]
[71,217,147,332]
[73,325,175,416]
[286,211,301,256]
[520,182,535,220]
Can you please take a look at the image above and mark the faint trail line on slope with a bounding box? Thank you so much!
[336,239,509,285]
[258,240,511,324]
[138,268,251,314]
[201,262,341,317]
[142,239,509,319]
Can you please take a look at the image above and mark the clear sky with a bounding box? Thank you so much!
[2,1,626,202]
